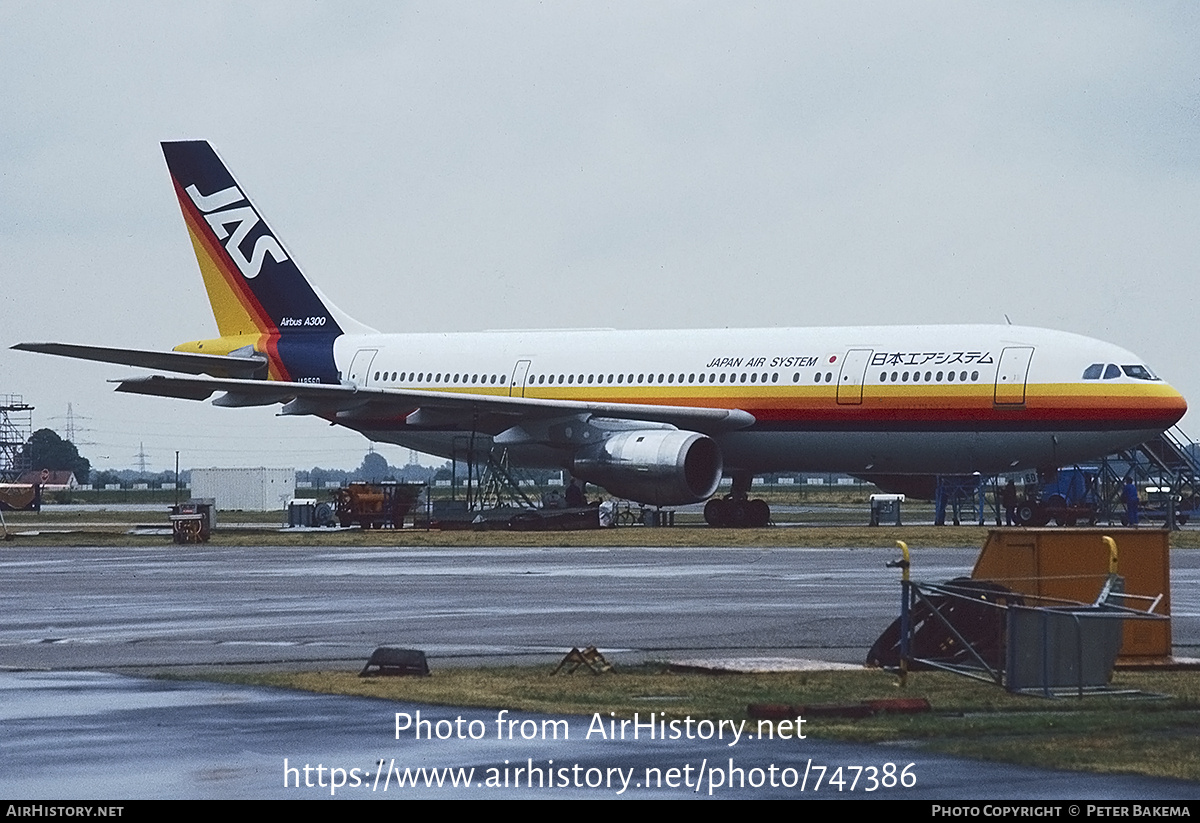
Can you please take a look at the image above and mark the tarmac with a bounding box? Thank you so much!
[3,542,1199,799]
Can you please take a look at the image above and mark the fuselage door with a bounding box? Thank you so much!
[836,349,874,405]
[347,348,378,387]
[994,346,1034,406]
[510,359,531,397]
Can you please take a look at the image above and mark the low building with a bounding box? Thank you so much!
[189,467,295,511]
[16,470,79,491]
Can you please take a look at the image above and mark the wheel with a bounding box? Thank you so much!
[748,499,770,527]
[704,498,727,527]
[1015,501,1038,526]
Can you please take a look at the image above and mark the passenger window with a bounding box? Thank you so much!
[1082,363,1104,380]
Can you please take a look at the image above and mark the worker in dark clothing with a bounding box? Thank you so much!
[1122,478,1140,526]
[565,477,586,507]
[1001,480,1018,526]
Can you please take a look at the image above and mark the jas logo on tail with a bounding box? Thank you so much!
[185,184,287,280]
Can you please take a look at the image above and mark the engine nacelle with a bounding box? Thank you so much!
[571,429,722,506]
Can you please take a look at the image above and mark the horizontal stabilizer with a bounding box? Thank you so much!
[114,375,225,400]
[12,342,267,379]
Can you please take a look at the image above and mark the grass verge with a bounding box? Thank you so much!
[6,521,1200,549]
[179,665,1200,783]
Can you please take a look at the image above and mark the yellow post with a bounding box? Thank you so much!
[896,540,911,581]
[1101,535,1118,575]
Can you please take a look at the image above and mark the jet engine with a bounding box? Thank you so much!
[571,429,722,506]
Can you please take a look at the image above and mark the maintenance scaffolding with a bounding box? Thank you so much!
[0,395,33,483]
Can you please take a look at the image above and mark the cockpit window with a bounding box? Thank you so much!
[1103,364,1121,379]
[1082,363,1103,380]
[1121,365,1159,381]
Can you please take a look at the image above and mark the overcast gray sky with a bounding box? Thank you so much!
[3,2,1198,473]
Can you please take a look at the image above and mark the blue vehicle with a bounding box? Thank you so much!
[1015,467,1099,527]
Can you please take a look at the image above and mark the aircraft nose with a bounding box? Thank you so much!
[1159,383,1188,427]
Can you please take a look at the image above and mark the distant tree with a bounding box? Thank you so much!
[357,451,391,483]
[18,429,90,484]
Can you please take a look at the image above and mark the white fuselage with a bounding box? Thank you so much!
[328,324,1186,477]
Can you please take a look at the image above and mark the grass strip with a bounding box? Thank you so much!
[7,522,1200,549]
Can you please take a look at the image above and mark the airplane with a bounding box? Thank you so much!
[13,141,1188,527]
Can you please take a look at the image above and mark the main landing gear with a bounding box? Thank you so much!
[703,474,771,527]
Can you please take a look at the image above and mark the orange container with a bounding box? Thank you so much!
[971,528,1171,665]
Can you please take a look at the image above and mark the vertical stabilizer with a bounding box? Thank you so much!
[161,141,374,382]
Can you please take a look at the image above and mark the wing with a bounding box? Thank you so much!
[12,343,267,379]
[111,373,755,434]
